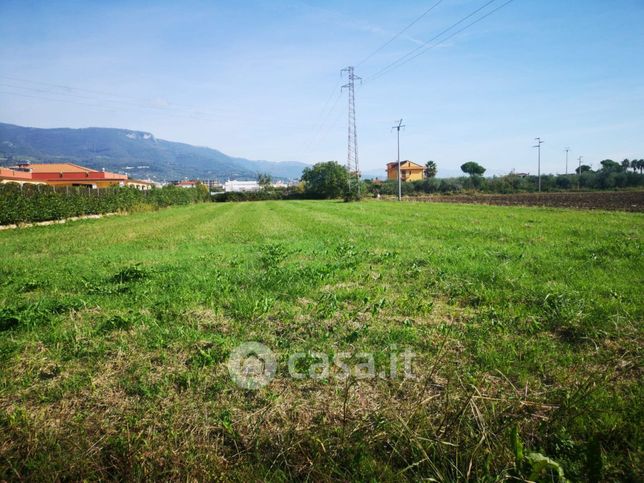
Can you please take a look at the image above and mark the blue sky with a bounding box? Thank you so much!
[1,0,643,176]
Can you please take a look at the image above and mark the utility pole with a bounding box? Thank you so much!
[341,66,361,195]
[564,147,570,175]
[577,155,583,190]
[392,119,405,201]
[533,137,544,192]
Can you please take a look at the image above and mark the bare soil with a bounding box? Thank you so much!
[395,190,644,211]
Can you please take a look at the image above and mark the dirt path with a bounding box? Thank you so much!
[0,212,122,230]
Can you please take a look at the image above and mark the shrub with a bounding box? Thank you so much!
[212,189,291,202]
[0,184,209,225]
[301,161,350,199]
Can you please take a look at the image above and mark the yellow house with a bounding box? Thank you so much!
[386,160,425,182]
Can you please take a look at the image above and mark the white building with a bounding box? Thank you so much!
[224,180,260,192]
[176,180,199,188]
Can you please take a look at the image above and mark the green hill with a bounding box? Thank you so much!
[0,122,307,181]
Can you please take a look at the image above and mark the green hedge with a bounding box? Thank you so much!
[0,184,209,225]
[212,189,304,202]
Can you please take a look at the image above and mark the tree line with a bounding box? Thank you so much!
[178,157,644,204]
[296,158,644,199]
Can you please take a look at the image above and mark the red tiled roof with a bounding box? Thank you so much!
[22,163,93,173]
[7,162,128,183]
[0,167,33,180]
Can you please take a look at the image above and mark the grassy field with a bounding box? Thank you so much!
[1,200,642,481]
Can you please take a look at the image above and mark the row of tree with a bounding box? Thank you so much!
[580,159,644,174]
[367,170,644,196]
[422,160,487,178]
[294,158,644,200]
[424,159,644,178]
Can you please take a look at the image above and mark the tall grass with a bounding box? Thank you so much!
[0,201,641,481]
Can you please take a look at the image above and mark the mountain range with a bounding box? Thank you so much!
[0,122,308,181]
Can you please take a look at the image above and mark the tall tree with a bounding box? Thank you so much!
[424,160,437,178]
[258,173,273,188]
[600,159,622,172]
[622,159,631,171]
[300,161,350,199]
[575,164,592,174]
[630,159,639,172]
[460,161,486,176]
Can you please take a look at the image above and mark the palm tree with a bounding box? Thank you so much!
[622,159,631,171]
[424,160,437,178]
[630,159,638,172]
[639,159,644,174]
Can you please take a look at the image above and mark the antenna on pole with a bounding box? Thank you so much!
[564,147,570,175]
[341,66,361,196]
[533,137,544,192]
[392,119,405,201]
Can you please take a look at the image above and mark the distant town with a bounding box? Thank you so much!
[0,160,299,193]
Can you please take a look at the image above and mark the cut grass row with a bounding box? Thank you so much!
[0,200,642,481]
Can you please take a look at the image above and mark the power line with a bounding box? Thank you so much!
[1,88,250,126]
[311,101,345,156]
[0,75,205,113]
[0,82,305,127]
[341,66,361,194]
[366,0,516,83]
[0,75,310,127]
[316,83,344,127]
[392,119,405,201]
[0,82,162,111]
[304,1,441,160]
[366,0,497,81]
[0,90,123,112]
[300,82,343,154]
[0,74,150,102]
[533,137,544,192]
[317,0,516,164]
[355,0,444,67]
[308,91,344,152]
[0,87,236,124]
[0,81,227,122]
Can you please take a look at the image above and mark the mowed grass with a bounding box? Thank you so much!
[0,200,642,481]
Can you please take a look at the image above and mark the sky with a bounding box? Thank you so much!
[1,0,643,177]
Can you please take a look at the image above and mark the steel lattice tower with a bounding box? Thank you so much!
[341,66,361,191]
